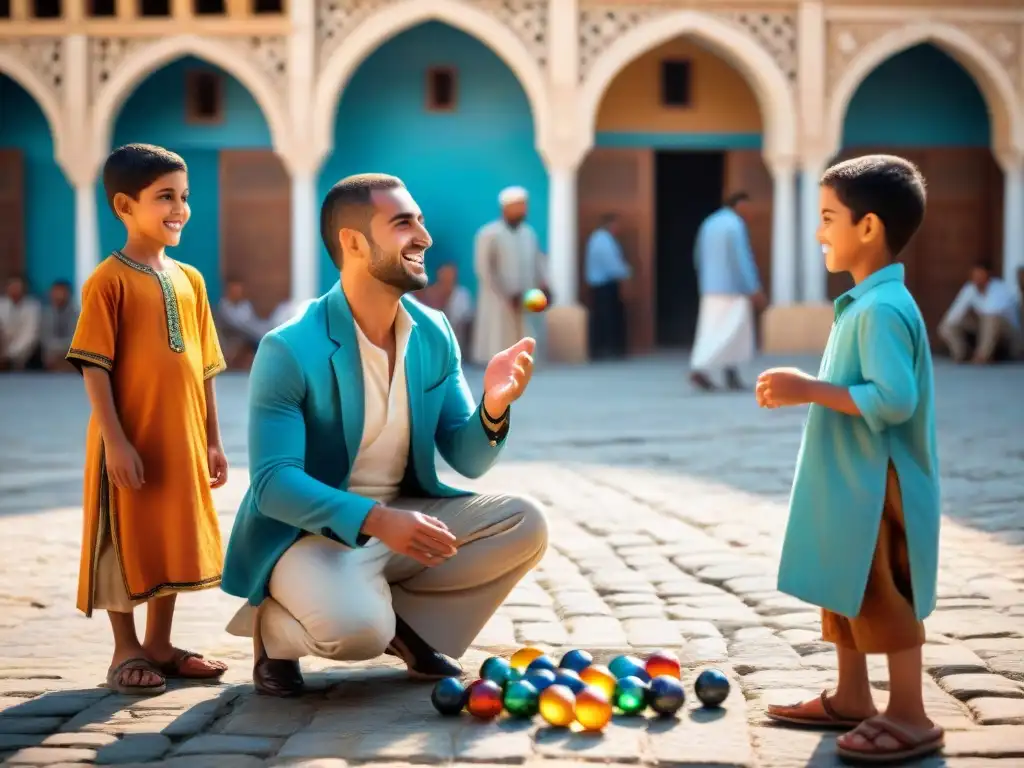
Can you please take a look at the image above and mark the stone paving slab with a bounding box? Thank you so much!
[1,358,1024,766]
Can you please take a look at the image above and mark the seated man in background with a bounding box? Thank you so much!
[0,275,42,372]
[217,280,269,369]
[417,262,474,354]
[40,279,79,372]
[938,262,1022,364]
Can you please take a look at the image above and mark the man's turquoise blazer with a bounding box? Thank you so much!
[220,283,509,606]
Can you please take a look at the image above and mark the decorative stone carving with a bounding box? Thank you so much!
[0,37,65,94]
[316,0,547,70]
[475,0,548,66]
[223,36,289,93]
[578,4,664,79]
[89,38,155,97]
[827,20,1022,93]
[723,11,797,81]
[316,0,394,69]
[578,5,796,82]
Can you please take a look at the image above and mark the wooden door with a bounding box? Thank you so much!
[723,151,773,343]
[0,150,25,282]
[219,150,292,318]
[577,148,655,353]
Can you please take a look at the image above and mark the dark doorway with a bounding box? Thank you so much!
[654,151,725,348]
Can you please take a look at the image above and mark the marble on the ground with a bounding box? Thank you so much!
[1,356,1023,767]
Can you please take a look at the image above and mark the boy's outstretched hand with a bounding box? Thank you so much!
[756,367,815,409]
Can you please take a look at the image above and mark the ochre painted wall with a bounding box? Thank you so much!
[595,38,762,134]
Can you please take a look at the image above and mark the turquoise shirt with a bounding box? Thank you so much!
[221,283,507,606]
[777,263,940,620]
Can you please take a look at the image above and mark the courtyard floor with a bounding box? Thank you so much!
[0,355,1023,767]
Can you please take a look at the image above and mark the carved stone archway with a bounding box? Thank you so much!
[579,10,799,165]
[310,0,551,171]
[826,22,1023,157]
[0,43,68,176]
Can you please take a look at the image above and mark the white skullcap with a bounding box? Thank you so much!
[499,186,528,206]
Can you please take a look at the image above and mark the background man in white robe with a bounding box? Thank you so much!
[471,187,549,365]
[689,192,767,391]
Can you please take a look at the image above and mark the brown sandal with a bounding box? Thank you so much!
[154,649,227,680]
[106,657,167,695]
[766,690,873,729]
[836,716,944,763]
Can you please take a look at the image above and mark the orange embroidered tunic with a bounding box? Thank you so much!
[67,252,227,616]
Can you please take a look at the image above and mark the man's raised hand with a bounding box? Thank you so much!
[361,505,457,567]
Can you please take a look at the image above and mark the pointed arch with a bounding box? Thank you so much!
[90,35,291,173]
[827,23,1022,157]
[579,11,798,164]
[0,51,67,175]
[310,0,551,170]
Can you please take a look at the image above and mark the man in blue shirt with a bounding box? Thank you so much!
[689,192,766,391]
[584,213,631,359]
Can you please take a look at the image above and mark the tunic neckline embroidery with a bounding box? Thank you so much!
[113,250,185,353]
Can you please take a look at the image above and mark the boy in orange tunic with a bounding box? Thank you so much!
[67,144,230,694]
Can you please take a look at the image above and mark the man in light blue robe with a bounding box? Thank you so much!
[689,192,766,391]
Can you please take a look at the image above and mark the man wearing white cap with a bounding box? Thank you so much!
[471,187,549,364]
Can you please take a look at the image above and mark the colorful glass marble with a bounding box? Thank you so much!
[510,647,545,672]
[558,648,593,673]
[648,675,686,716]
[503,679,540,718]
[553,668,585,694]
[695,669,730,708]
[579,664,617,699]
[613,675,650,716]
[538,684,577,727]
[466,679,504,720]
[644,650,681,680]
[574,687,613,731]
[609,654,649,682]
[431,677,468,716]
[480,656,513,687]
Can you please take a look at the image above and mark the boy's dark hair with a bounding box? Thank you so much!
[102,144,187,215]
[820,154,927,257]
[320,173,406,268]
[724,191,749,208]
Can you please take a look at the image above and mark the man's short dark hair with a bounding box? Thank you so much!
[820,154,927,257]
[102,144,187,214]
[320,173,406,268]
[972,260,992,273]
[724,191,749,208]
[51,279,72,290]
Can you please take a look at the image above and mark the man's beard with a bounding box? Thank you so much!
[367,240,428,294]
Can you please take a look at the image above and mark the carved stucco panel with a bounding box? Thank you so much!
[89,37,155,99]
[578,5,797,83]
[827,20,1022,93]
[316,0,548,70]
[0,37,65,96]
[222,35,290,95]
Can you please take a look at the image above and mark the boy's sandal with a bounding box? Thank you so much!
[766,690,871,729]
[836,716,944,763]
[154,649,228,680]
[106,657,167,696]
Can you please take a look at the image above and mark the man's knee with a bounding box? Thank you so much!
[506,494,549,561]
[304,600,396,660]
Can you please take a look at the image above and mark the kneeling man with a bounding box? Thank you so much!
[222,174,548,697]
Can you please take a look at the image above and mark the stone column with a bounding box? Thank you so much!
[547,163,578,306]
[289,170,319,303]
[63,34,102,299]
[285,0,320,303]
[768,159,798,305]
[799,156,828,303]
[999,152,1024,291]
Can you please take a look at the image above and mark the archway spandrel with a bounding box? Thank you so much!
[316,0,549,70]
[0,38,65,99]
[827,21,1022,93]
[89,38,158,100]
[579,5,797,83]
[222,36,290,95]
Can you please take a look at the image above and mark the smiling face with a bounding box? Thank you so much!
[818,184,868,274]
[114,170,190,248]
[363,186,433,293]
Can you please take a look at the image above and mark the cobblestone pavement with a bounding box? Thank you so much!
[1,356,1023,767]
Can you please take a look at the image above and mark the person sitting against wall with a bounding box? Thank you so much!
[937,261,1023,364]
[40,279,80,372]
[416,262,474,354]
[0,275,43,372]
[216,280,270,370]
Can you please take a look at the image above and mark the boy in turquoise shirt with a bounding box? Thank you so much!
[755,155,943,764]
